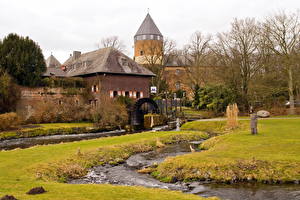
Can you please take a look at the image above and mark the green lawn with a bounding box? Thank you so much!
[33,123,95,129]
[182,107,216,119]
[0,130,217,200]
[155,119,300,183]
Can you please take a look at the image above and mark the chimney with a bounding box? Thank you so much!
[73,51,81,60]
[61,65,67,72]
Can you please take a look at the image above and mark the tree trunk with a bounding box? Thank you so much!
[288,66,295,115]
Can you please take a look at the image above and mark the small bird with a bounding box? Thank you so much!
[189,145,196,153]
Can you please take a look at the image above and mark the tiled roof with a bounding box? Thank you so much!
[135,13,162,36]
[45,55,61,68]
[43,55,66,77]
[53,47,155,77]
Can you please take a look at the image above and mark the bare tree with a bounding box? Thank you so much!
[183,31,212,87]
[139,38,177,96]
[212,18,261,111]
[97,36,126,52]
[262,11,300,114]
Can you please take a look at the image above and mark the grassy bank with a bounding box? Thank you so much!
[0,123,104,140]
[0,130,217,200]
[154,119,300,184]
[181,120,248,135]
[182,107,216,119]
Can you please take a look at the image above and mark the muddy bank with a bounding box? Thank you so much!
[69,142,300,200]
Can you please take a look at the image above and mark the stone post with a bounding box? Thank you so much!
[176,118,180,131]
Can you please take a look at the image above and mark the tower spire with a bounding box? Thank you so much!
[134,13,163,65]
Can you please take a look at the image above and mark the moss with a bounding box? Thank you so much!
[0,123,101,140]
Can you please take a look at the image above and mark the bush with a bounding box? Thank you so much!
[193,85,236,113]
[40,77,85,88]
[0,112,20,131]
[91,97,128,129]
[144,114,164,129]
[27,98,90,124]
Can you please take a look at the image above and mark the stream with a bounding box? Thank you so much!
[0,129,126,150]
[0,125,170,150]
[69,142,300,200]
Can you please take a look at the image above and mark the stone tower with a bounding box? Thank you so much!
[134,13,163,65]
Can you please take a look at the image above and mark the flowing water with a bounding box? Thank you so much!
[69,142,300,200]
[0,130,128,150]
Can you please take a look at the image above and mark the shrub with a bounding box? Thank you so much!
[193,85,236,113]
[91,97,128,129]
[144,114,164,129]
[0,112,20,131]
[41,77,84,88]
[27,98,90,124]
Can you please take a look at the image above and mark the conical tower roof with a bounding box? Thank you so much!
[135,13,162,36]
[46,54,61,68]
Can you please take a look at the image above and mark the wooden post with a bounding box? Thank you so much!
[250,113,258,135]
[165,98,168,116]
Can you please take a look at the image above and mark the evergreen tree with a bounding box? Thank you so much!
[0,33,46,86]
[0,69,20,113]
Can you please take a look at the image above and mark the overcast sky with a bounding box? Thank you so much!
[0,0,299,62]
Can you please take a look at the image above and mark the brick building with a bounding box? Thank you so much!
[17,47,155,119]
[56,47,155,103]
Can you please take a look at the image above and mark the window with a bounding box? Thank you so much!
[175,82,181,90]
[136,92,141,99]
[175,69,181,75]
[142,35,146,40]
[125,91,130,98]
[113,91,118,98]
[140,51,144,56]
[150,35,154,39]
[91,85,98,92]
[157,35,160,40]
[58,100,63,105]
[75,100,79,105]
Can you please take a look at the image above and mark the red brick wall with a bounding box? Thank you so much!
[84,74,152,99]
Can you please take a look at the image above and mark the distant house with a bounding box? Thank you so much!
[44,47,155,101]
